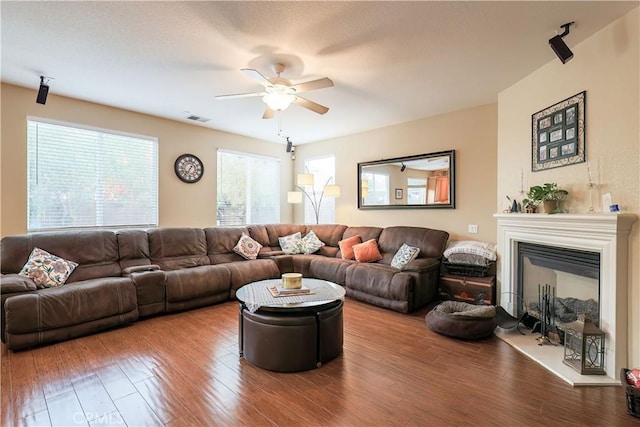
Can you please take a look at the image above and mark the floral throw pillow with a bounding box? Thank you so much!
[302,230,325,254]
[279,232,304,254]
[391,243,420,270]
[233,233,263,260]
[18,247,78,289]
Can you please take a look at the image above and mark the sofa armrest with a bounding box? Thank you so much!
[1,274,38,343]
[1,274,38,294]
[124,269,166,317]
[122,265,161,275]
[402,258,441,273]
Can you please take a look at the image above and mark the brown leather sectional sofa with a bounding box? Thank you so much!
[0,224,449,350]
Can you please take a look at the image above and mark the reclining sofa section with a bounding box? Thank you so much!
[0,224,448,350]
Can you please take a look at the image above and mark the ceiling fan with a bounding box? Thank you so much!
[215,63,333,119]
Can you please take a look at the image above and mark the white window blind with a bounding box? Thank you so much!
[27,119,158,231]
[303,156,336,224]
[217,150,280,225]
[362,172,389,205]
[407,177,427,204]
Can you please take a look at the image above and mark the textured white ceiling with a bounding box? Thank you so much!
[2,1,637,144]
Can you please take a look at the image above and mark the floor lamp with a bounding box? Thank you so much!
[288,173,340,224]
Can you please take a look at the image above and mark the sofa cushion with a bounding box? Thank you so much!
[353,239,382,263]
[148,228,209,270]
[346,263,412,303]
[378,226,449,260]
[308,257,352,285]
[305,224,347,257]
[1,230,122,282]
[234,233,263,260]
[19,247,79,288]
[342,226,383,243]
[117,229,152,269]
[224,259,280,297]
[5,277,137,333]
[265,224,306,247]
[204,227,249,264]
[302,230,324,254]
[279,232,304,254]
[391,243,420,270]
[164,265,230,304]
[338,235,362,260]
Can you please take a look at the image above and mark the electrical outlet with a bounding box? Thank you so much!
[468,224,478,234]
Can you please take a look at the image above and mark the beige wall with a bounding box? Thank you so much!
[497,9,640,366]
[295,103,498,243]
[0,83,293,236]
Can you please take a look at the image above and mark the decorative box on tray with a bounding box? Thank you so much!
[439,274,496,305]
[282,272,302,289]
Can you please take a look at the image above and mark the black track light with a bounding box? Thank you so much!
[400,163,406,172]
[36,76,49,105]
[286,137,293,153]
[549,22,574,64]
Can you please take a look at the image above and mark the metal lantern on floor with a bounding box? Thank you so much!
[563,314,606,375]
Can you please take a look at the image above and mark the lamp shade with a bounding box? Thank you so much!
[323,184,341,197]
[287,191,303,204]
[297,173,314,186]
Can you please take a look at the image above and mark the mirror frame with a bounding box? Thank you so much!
[357,150,456,210]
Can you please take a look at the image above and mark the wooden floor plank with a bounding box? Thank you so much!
[2,299,635,426]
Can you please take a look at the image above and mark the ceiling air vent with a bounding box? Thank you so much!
[186,115,211,123]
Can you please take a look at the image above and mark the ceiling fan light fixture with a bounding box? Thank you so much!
[263,92,295,111]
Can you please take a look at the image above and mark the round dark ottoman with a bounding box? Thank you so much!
[425,300,497,340]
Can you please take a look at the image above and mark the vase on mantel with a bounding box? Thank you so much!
[543,200,559,213]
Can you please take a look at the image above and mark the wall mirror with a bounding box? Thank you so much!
[358,150,455,209]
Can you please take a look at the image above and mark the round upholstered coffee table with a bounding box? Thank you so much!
[236,278,345,372]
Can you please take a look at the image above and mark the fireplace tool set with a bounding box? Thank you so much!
[534,284,561,346]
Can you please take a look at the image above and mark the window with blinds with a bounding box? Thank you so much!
[27,119,158,231]
[217,150,280,225]
[304,156,336,224]
[362,171,390,205]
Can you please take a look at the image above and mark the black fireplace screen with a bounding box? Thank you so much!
[517,242,600,330]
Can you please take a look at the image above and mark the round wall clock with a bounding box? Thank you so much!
[174,154,204,183]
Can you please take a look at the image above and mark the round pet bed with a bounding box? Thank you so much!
[425,300,497,340]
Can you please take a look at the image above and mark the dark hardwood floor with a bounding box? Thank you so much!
[1,299,636,426]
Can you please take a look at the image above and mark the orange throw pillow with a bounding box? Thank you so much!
[338,235,362,260]
[353,239,383,263]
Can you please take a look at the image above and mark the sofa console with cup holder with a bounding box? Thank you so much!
[0,224,448,350]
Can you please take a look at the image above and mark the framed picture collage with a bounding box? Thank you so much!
[531,91,585,171]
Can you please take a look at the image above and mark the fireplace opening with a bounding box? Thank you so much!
[517,242,600,340]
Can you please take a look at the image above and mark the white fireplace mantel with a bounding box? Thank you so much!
[494,213,637,385]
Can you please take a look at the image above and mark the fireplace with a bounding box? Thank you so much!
[494,213,637,386]
[518,242,600,338]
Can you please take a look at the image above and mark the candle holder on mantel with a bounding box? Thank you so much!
[588,181,599,213]
[586,161,598,213]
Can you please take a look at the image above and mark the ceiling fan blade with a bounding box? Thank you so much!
[215,92,265,100]
[241,68,273,87]
[262,107,276,119]
[291,77,334,93]
[294,97,329,115]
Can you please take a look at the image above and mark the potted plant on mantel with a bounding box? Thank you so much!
[522,183,568,214]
